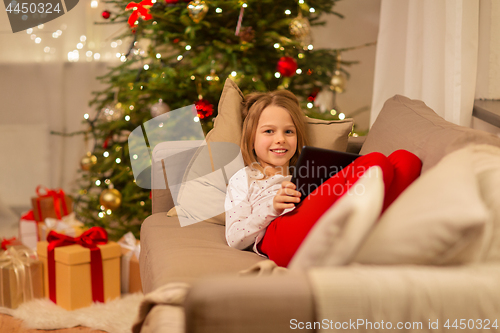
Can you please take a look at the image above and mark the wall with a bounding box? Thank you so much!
[312,0,381,132]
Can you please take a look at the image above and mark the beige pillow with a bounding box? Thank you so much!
[360,95,500,173]
[353,145,491,265]
[207,78,354,152]
[167,79,245,226]
[468,145,500,262]
[168,141,244,227]
[205,78,245,146]
[288,166,384,270]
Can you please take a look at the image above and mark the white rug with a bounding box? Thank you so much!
[0,293,144,333]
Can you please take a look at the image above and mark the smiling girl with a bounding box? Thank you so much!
[225,90,422,267]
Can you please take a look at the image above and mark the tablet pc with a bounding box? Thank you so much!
[290,146,361,203]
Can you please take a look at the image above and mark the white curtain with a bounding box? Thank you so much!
[370,0,480,127]
[0,63,110,208]
[0,1,128,209]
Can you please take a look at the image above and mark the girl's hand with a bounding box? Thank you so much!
[273,181,301,214]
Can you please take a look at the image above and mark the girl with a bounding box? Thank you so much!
[225,90,422,267]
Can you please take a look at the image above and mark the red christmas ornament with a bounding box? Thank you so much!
[165,0,178,3]
[277,56,298,77]
[172,38,180,43]
[195,99,214,119]
[125,0,153,28]
[103,136,111,149]
[102,10,111,19]
[307,87,320,102]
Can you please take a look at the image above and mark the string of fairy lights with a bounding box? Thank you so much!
[22,0,127,63]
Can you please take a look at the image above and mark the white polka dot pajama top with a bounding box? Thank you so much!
[225,166,295,256]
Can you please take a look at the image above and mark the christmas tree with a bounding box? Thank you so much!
[75,0,355,240]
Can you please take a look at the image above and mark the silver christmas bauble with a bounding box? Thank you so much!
[330,70,346,93]
[150,99,171,118]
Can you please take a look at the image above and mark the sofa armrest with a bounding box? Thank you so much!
[183,264,500,333]
[184,273,315,333]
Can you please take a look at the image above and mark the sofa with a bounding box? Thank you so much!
[138,79,500,333]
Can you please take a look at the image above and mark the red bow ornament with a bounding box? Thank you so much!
[126,0,154,28]
[46,227,108,304]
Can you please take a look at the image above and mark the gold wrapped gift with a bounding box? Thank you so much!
[37,240,121,310]
[0,246,44,309]
[118,232,142,293]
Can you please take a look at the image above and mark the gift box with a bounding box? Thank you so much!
[18,210,43,250]
[37,227,121,310]
[118,232,142,294]
[31,186,73,222]
[1,237,22,251]
[39,213,86,242]
[0,246,44,309]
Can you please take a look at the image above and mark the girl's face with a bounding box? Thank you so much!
[253,105,297,175]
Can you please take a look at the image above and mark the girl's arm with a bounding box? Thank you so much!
[225,169,280,250]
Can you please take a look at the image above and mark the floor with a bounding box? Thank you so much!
[0,313,106,333]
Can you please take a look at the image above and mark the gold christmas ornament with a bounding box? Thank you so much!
[187,0,208,24]
[330,70,346,93]
[289,12,311,44]
[206,69,220,84]
[80,152,97,171]
[99,188,122,210]
[100,103,123,122]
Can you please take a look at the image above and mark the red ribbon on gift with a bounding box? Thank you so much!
[35,186,69,221]
[125,0,153,27]
[1,237,17,251]
[46,227,108,304]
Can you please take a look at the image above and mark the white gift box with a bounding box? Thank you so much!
[18,211,41,250]
[19,212,84,250]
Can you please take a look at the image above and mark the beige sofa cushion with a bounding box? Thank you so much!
[139,214,264,293]
[353,145,491,265]
[360,95,500,173]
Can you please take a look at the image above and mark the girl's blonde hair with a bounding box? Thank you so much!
[240,90,308,168]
